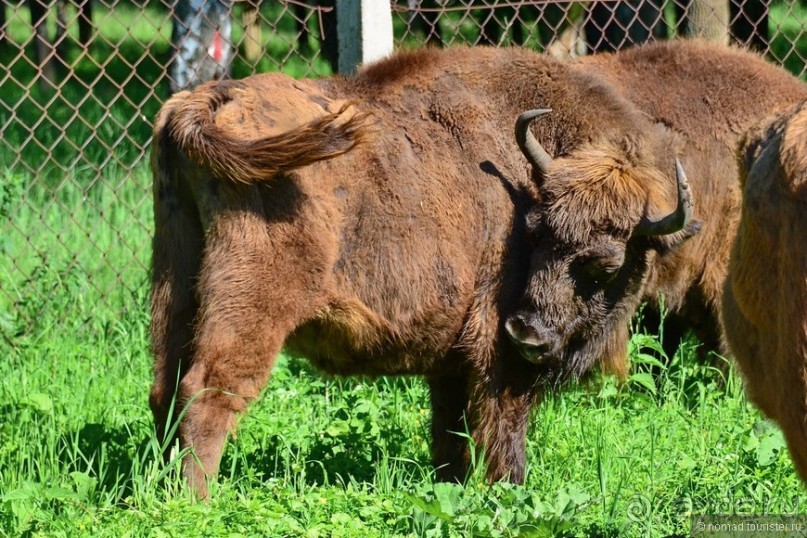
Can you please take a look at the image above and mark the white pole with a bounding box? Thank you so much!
[336,0,394,74]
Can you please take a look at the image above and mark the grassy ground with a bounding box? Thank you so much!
[2,1,807,536]
[2,199,805,536]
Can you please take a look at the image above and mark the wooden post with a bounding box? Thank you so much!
[336,0,393,75]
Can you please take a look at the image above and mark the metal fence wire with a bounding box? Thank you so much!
[1,0,805,339]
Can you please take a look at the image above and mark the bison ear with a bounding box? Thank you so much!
[645,219,702,253]
[781,105,807,196]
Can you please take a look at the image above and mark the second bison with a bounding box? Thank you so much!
[150,41,806,498]
[506,41,807,380]
[723,100,807,483]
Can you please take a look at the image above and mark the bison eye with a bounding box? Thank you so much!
[582,257,622,284]
[571,243,626,290]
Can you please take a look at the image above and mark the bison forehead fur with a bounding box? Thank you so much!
[723,100,807,484]
[541,135,681,243]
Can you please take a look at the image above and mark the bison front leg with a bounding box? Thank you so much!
[428,373,472,482]
[429,360,539,484]
[469,359,541,484]
[779,410,807,485]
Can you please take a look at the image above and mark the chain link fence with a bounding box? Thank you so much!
[1,0,805,340]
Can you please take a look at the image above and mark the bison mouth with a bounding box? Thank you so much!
[505,315,609,384]
[504,315,562,364]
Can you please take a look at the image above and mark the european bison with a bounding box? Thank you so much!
[723,100,807,482]
[150,41,804,498]
[505,40,807,379]
[151,46,616,497]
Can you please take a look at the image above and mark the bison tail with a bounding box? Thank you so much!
[154,84,373,184]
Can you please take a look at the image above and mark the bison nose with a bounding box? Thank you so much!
[504,315,560,363]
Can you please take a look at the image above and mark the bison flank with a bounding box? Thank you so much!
[723,100,807,484]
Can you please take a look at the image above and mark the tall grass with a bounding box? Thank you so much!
[2,248,805,536]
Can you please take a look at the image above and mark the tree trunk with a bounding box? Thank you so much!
[409,0,443,47]
[730,0,769,50]
[29,0,60,90]
[170,0,233,94]
[55,0,68,58]
[77,0,93,47]
[585,0,666,53]
[1,2,7,44]
[686,0,730,43]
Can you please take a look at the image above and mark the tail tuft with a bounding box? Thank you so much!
[155,82,372,184]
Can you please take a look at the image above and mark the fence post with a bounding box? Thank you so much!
[336,0,393,75]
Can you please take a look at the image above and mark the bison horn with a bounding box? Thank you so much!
[515,109,553,180]
[635,159,694,236]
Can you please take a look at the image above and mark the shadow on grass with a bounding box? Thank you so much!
[220,370,431,487]
[562,523,623,538]
[57,422,152,501]
[222,426,427,487]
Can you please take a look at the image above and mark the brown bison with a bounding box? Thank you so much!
[150,41,803,498]
[722,100,807,482]
[150,46,629,497]
[505,41,807,380]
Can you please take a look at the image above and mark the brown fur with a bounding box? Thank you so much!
[506,40,807,379]
[163,79,373,184]
[723,100,807,483]
[150,41,806,498]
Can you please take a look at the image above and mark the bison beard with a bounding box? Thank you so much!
[149,42,807,498]
[723,100,807,484]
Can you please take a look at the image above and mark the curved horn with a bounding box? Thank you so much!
[635,159,694,236]
[515,109,553,179]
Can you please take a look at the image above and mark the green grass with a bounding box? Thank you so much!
[2,205,805,536]
[2,1,807,536]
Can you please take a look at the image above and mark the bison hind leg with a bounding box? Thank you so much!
[149,167,204,457]
[178,313,288,499]
[175,212,327,498]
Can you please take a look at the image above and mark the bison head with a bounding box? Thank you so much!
[505,110,700,379]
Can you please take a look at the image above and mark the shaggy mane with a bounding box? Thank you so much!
[781,101,807,194]
[544,143,673,242]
